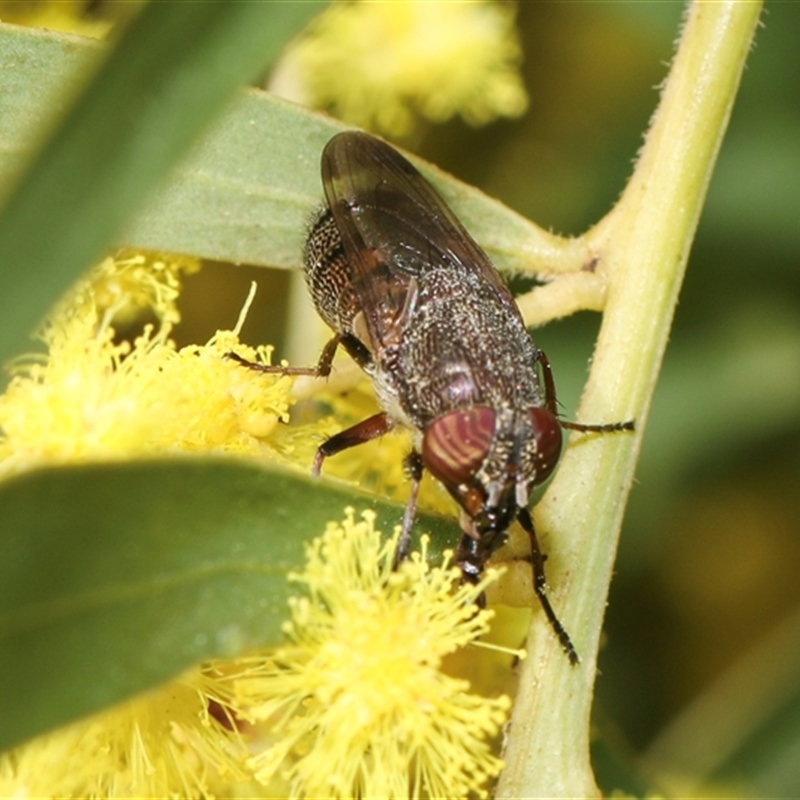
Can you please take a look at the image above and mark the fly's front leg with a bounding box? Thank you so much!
[315,419,419,571]
[455,533,484,585]
[226,333,342,378]
[455,523,514,607]
[454,531,496,609]
[517,507,579,665]
[393,451,423,568]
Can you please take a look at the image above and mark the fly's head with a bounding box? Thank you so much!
[420,404,563,549]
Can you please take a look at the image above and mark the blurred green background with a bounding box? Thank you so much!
[4,0,798,795]
[172,2,800,795]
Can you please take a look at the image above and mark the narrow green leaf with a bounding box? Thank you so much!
[123,90,564,277]
[0,2,323,368]
[0,458,457,752]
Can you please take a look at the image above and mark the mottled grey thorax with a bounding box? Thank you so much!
[375,267,543,431]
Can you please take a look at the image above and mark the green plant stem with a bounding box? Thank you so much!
[496,2,763,797]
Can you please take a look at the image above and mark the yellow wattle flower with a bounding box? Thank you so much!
[0,668,250,798]
[271,0,528,136]
[0,253,300,478]
[230,508,512,799]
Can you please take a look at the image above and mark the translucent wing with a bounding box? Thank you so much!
[321,131,517,352]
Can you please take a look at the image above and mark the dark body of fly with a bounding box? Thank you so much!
[238,131,633,664]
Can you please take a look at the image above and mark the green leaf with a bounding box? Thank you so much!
[123,90,565,277]
[0,17,566,370]
[0,458,457,752]
[0,1,323,369]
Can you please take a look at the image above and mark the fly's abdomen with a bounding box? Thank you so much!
[304,208,360,335]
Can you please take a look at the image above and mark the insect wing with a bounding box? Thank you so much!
[321,131,517,351]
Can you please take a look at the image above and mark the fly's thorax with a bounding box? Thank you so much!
[381,265,546,425]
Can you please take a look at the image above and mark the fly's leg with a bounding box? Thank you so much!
[560,418,635,434]
[455,534,484,586]
[454,532,501,609]
[517,507,580,665]
[311,411,393,475]
[226,333,342,378]
[536,347,561,417]
[229,329,388,473]
[536,348,635,434]
[315,439,422,573]
[392,451,423,568]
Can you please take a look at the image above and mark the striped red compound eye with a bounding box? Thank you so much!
[422,407,496,489]
[528,407,562,485]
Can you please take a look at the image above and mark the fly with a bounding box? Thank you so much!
[231,131,634,664]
